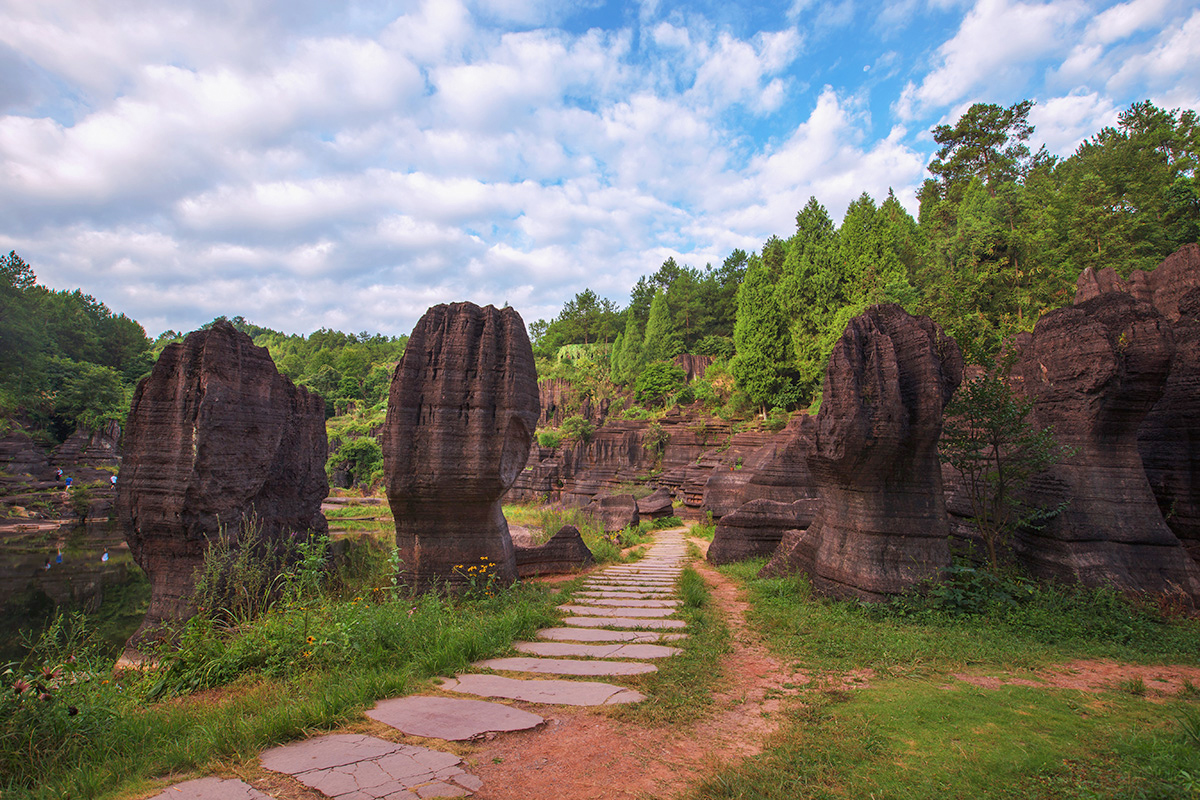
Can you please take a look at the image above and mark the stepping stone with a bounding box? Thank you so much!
[439,674,644,705]
[582,582,675,590]
[516,641,681,659]
[474,656,657,676]
[261,733,481,799]
[561,616,686,629]
[146,777,271,800]
[576,598,679,608]
[575,591,673,599]
[367,695,544,741]
[537,627,686,643]
[558,604,676,617]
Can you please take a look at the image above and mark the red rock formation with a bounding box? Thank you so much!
[636,488,674,519]
[1011,292,1200,600]
[585,494,640,532]
[1075,243,1200,321]
[707,498,817,565]
[1139,288,1200,564]
[762,304,962,600]
[382,303,539,591]
[514,525,595,577]
[117,321,328,642]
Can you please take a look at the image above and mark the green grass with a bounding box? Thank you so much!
[503,503,651,564]
[607,565,731,726]
[1,582,560,799]
[686,559,1200,800]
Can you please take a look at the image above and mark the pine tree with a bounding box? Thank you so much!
[732,252,795,414]
[642,289,682,363]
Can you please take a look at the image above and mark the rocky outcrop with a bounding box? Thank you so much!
[672,354,715,382]
[636,488,674,519]
[117,321,329,642]
[513,525,595,577]
[382,302,539,592]
[1075,243,1200,321]
[585,494,639,533]
[703,415,817,520]
[707,498,817,565]
[1139,288,1200,564]
[762,305,962,600]
[52,421,121,477]
[1011,292,1200,600]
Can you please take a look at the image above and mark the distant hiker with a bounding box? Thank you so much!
[110,474,117,486]
[56,548,62,565]
[55,468,63,481]
[101,548,109,563]
[44,558,51,570]
[64,476,72,487]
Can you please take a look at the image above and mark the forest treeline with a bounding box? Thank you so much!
[0,268,406,446]
[531,99,1199,413]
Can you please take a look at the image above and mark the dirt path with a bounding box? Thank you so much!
[460,536,809,800]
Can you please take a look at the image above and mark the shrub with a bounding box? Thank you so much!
[560,414,594,444]
[635,362,686,407]
[325,436,383,487]
[536,429,561,448]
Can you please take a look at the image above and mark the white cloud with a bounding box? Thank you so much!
[1029,90,1119,155]
[907,0,1084,113]
[1107,8,1200,106]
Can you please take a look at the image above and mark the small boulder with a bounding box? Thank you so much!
[585,494,640,533]
[514,525,595,577]
[636,489,674,519]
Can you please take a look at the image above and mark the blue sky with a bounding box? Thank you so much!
[1,0,1197,338]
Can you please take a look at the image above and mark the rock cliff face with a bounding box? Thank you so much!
[1011,292,1200,600]
[382,302,539,592]
[1139,288,1200,564]
[1075,243,1200,320]
[762,305,962,600]
[117,321,329,642]
[704,414,819,562]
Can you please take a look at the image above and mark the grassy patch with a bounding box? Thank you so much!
[691,682,1200,800]
[610,566,731,726]
[1,582,559,799]
[690,560,1200,800]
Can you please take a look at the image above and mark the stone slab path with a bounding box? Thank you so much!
[366,696,544,741]
[148,531,691,799]
[259,733,481,799]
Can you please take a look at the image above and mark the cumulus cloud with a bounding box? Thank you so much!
[901,0,1084,117]
[1,0,1196,337]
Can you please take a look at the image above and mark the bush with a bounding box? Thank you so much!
[560,414,594,444]
[325,436,383,487]
[536,429,561,448]
[635,362,686,407]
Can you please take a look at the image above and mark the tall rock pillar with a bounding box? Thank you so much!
[382,303,539,591]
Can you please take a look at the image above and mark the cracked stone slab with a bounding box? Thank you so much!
[146,777,272,800]
[561,616,687,629]
[439,674,645,705]
[367,695,544,741]
[582,582,676,591]
[557,604,677,618]
[574,598,679,608]
[260,733,480,799]
[473,656,658,676]
[516,641,681,659]
[576,590,675,598]
[537,627,686,643]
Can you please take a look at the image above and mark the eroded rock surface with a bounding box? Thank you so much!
[1012,292,1200,599]
[707,498,817,565]
[1139,288,1200,564]
[585,494,639,533]
[1075,243,1200,321]
[762,304,962,600]
[514,524,595,577]
[382,302,538,591]
[117,321,328,641]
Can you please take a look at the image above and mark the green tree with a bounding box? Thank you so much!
[939,370,1072,568]
[929,100,1035,200]
[613,313,644,385]
[642,289,682,363]
[634,361,686,408]
[732,252,796,414]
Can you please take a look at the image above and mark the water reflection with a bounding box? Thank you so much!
[0,520,144,661]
